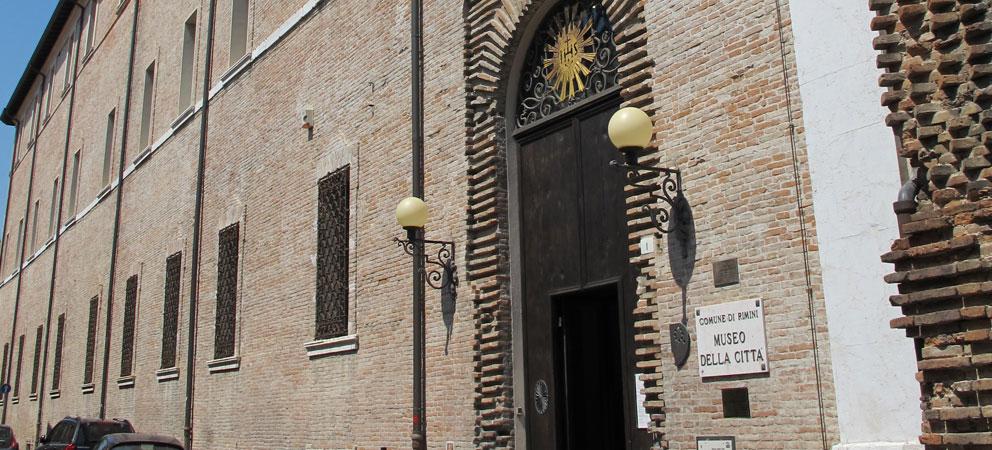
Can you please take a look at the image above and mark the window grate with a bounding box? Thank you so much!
[30,325,42,395]
[14,335,23,397]
[84,296,98,384]
[120,275,138,377]
[316,166,350,340]
[214,223,239,359]
[51,314,65,390]
[161,252,182,369]
[1,343,8,386]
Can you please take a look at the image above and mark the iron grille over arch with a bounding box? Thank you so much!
[516,0,619,127]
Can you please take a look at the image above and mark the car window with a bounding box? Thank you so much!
[83,423,133,445]
[111,445,181,450]
[0,426,11,446]
[49,421,75,443]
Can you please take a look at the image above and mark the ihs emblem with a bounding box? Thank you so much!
[543,5,596,101]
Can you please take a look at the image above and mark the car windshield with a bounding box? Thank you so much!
[84,423,133,444]
[111,445,181,450]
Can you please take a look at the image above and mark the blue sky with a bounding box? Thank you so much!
[0,1,59,229]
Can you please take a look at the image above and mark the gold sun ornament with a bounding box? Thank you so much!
[543,6,596,101]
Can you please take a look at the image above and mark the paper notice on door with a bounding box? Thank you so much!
[635,375,650,428]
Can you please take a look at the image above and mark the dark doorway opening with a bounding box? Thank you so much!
[553,284,625,449]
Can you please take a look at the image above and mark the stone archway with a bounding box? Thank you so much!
[462,0,665,448]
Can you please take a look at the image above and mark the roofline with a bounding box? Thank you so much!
[1,1,77,126]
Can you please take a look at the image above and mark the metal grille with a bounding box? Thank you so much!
[161,252,182,368]
[1,343,8,386]
[30,325,41,395]
[316,166,350,340]
[214,223,239,359]
[14,335,23,397]
[51,314,65,390]
[84,296,98,384]
[120,275,138,377]
[516,0,618,127]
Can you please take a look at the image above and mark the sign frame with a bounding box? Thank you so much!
[695,298,769,378]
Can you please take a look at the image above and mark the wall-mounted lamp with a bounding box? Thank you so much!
[608,107,685,235]
[394,197,458,301]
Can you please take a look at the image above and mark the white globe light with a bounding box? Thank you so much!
[608,107,653,150]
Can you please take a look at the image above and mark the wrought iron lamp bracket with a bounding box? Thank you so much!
[395,237,459,291]
[610,148,684,235]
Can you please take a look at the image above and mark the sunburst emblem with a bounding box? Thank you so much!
[543,6,596,101]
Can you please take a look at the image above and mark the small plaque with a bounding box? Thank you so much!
[697,436,735,450]
[639,235,656,255]
[713,258,739,287]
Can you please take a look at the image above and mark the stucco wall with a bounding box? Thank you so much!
[790,2,921,448]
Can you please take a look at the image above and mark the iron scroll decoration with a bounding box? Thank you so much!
[516,0,620,127]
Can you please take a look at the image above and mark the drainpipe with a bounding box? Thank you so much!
[34,2,85,441]
[1,69,46,425]
[184,0,217,447]
[98,0,140,420]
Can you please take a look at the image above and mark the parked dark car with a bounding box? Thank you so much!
[38,417,133,450]
[0,425,17,450]
[94,434,181,450]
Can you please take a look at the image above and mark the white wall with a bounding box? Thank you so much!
[789,2,922,449]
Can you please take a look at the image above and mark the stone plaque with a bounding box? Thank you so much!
[697,436,735,450]
[695,299,769,378]
[713,258,739,287]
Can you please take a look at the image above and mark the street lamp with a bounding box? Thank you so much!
[608,106,695,368]
[607,106,684,234]
[394,196,457,450]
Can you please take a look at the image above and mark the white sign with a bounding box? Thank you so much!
[695,299,769,378]
[634,375,650,428]
[697,436,735,450]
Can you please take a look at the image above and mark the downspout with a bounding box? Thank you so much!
[98,0,140,420]
[1,70,46,425]
[184,0,217,447]
[34,2,85,441]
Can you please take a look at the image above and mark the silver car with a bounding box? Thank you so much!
[93,434,182,450]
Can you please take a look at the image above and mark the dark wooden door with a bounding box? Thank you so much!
[516,91,651,449]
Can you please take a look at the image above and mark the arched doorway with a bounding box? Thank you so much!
[505,1,653,448]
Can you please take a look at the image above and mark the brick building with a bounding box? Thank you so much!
[0,0,923,449]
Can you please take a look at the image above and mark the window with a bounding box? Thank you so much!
[49,178,59,237]
[30,200,39,251]
[51,313,65,391]
[161,252,181,369]
[48,421,73,444]
[316,166,349,340]
[67,151,80,216]
[722,387,751,418]
[229,0,249,64]
[84,0,98,54]
[214,223,239,359]
[179,12,197,109]
[1,343,9,385]
[120,275,138,377]
[13,335,23,398]
[102,110,115,186]
[15,218,23,262]
[139,62,155,150]
[30,325,42,396]
[83,296,99,385]
[45,76,54,117]
[61,45,72,93]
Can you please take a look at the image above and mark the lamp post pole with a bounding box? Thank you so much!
[409,0,426,446]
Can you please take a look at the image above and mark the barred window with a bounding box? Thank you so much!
[84,296,98,384]
[316,166,350,340]
[30,325,42,395]
[161,252,182,369]
[13,335,23,398]
[1,343,8,386]
[120,275,138,377]
[214,223,239,359]
[51,314,65,390]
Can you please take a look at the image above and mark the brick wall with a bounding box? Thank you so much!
[870,0,992,447]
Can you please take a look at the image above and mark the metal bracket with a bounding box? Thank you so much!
[395,237,459,293]
[610,150,683,235]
